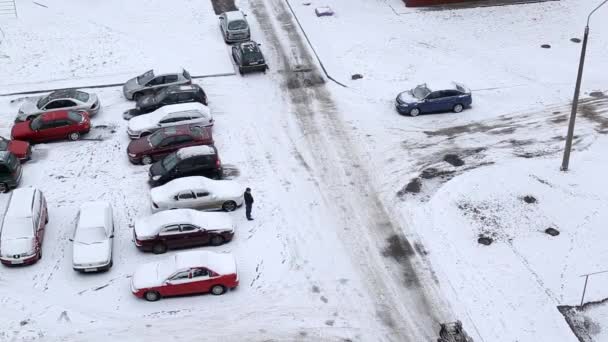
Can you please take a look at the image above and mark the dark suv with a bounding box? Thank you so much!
[232,41,268,74]
[123,84,208,120]
[149,145,222,186]
[0,152,22,193]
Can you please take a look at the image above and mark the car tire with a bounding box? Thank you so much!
[453,104,464,113]
[409,108,420,117]
[222,201,237,212]
[141,155,153,165]
[144,291,160,302]
[210,285,226,295]
[152,243,167,254]
[210,235,225,246]
[0,183,8,193]
[68,132,80,141]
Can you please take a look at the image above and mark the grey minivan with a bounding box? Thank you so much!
[219,11,251,44]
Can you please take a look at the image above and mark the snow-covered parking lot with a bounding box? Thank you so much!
[1,0,608,341]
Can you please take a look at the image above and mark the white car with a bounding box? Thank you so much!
[150,176,243,212]
[71,201,114,272]
[126,103,213,139]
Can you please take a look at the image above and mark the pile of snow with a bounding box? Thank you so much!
[315,6,334,17]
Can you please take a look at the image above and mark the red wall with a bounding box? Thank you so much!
[406,0,476,7]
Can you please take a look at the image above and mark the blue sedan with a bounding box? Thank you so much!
[395,82,472,116]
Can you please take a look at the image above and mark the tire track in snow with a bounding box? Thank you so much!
[248,0,446,340]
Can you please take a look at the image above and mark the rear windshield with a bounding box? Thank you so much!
[67,111,83,122]
[228,20,247,30]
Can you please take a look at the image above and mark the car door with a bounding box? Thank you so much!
[174,190,198,209]
[188,267,212,294]
[173,134,198,151]
[175,158,197,178]
[157,116,177,130]
[162,270,192,296]
[421,92,443,113]
[154,136,178,159]
[43,99,77,112]
[158,224,185,249]
[37,119,64,141]
[192,156,214,177]
[194,190,215,210]
[55,119,76,139]
[442,90,461,110]
[179,224,208,247]
[145,76,165,91]
[161,93,179,106]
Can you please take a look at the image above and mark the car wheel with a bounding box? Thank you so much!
[210,235,225,246]
[144,291,160,302]
[152,243,167,254]
[0,183,8,193]
[453,104,464,113]
[68,132,80,141]
[141,155,153,165]
[210,285,226,295]
[222,201,237,212]
[409,108,420,117]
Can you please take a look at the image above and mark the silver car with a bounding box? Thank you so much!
[16,89,100,123]
[123,69,192,101]
[219,11,251,44]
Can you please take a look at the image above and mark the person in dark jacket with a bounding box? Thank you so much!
[244,187,254,220]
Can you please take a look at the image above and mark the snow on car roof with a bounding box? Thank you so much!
[156,103,208,116]
[176,146,216,159]
[155,176,213,196]
[4,188,36,219]
[135,209,233,237]
[77,201,111,229]
[425,81,466,92]
[149,67,184,76]
[224,10,245,21]
[174,250,237,275]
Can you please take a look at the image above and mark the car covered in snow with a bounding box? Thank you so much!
[70,201,114,273]
[231,41,268,75]
[219,11,250,44]
[16,89,100,123]
[0,187,48,266]
[0,152,23,193]
[133,209,235,254]
[131,250,239,301]
[395,82,472,116]
[150,176,243,212]
[0,136,31,162]
[123,84,208,120]
[127,124,214,165]
[127,102,213,139]
[149,145,222,186]
[11,110,91,143]
[122,69,192,101]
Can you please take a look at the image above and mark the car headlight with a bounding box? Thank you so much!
[152,175,161,181]
[128,153,137,157]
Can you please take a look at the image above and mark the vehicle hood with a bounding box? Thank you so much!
[0,237,35,257]
[127,137,153,155]
[18,98,42,116]
[128,114,157,133]
[150,186,167,205]
[213,181,243,200]
[396,91,419,105]
[7,140,30,159]
[73,240,111,265]
[10,122,33,140]
[137,94,156,109]
[132,262,169,289]
[123,77,141,93]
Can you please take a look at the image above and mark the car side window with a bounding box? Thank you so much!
[44,100,76,109]
[159,117,176,124]
[426,92,441,100]
[160,224,181,235]
[160,137,177,147]
[55,119,72,127]
[174,135,193,144]
[177,191,195,200]
[147,77,163,86]
[180,224,198,232]
[195,191,210,198]
[191,268,209,278]
[165,75,178,83]
[169,271,190,281]
[443,90,460,97]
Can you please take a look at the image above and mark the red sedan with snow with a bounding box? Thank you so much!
[11,110,91,143]
[0,136,31,161]
[131,250,239,301]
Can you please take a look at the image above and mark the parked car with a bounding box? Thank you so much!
[70,201,114,273]
[0,136,31,162]
[131,250,239,301]
[219,11,250,43]
[123,84,208,120]
[11,110,91,143]
[395,82,472,116]
[150,176,243,212]
[127,103,213,139]
[232,41,268,75]
[16,89,100,122]
[133,209,235,254]
[149,145,222,186]
[0,187,48,266]
[127,124,213,165]
[123,69,192,101]
[0,152,22,193]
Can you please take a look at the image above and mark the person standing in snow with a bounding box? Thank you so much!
[244,188,254,221]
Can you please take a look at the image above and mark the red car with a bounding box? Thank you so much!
[127,124,213,165]
[0,136,31,161]
[11,110,91,143]
[131,250,239,301]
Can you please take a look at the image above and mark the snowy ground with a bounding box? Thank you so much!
[1,0,608,341]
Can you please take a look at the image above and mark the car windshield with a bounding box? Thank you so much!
[137,70,155,84]
[412,85,431,100]
[228,20,247,30]
[148,130,166,147]
[30,116,44,130]
[74,226,107,244]
[162,153,180,170]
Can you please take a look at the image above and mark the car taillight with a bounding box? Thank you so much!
[215,159,221,168]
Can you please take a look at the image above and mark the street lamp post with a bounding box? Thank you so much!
[560,0,608,172]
